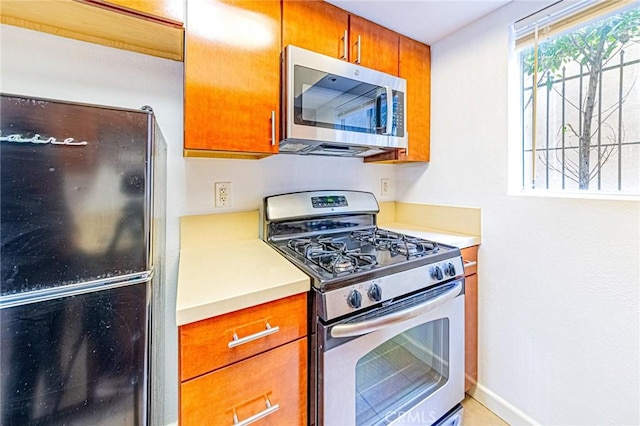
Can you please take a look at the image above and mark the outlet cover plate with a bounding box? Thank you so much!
[215,182,232,207]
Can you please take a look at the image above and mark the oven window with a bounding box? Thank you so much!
[355,319,449,426]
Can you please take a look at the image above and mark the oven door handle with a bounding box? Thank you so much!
[330,281,463,338]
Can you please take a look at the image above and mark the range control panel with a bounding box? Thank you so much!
[319,256,464,321]
[311,195,348,208]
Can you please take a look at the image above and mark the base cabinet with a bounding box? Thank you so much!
[461,246,479,392]
[178,293,308,425]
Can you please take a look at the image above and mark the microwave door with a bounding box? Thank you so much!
[296,66,380,135]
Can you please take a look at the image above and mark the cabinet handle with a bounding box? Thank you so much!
[340,30,348,60]
[232,395,279,426]
[270,110,276,146]
[463,260,477,268]
[228,321,280,348]
[355,34,361,64]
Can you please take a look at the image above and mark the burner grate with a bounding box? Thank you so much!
[287,237,378,275]
[351,228,439,258]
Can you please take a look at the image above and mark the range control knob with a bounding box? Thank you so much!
[431,266,444,281]
[368,283,382,302]
[347,289,362,309]
[444,262,456,277]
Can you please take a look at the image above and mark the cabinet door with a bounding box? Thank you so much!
[184,0,280,157]
[179,293,307,382]
[282,0,349,59]
[83,0,184,25]
[398,35,430,162]
[180,338,308,426]
[364,35,430,163]
[348,15,398,76]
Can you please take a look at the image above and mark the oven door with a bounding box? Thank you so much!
[319,280,464,426]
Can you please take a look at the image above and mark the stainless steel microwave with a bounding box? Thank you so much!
[281,45,408,157]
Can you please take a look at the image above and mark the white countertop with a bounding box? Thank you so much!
[380,222,481,249]
[176,239,310,326]
[175,206,481,327]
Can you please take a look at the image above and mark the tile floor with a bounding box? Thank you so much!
[462,396,508,425]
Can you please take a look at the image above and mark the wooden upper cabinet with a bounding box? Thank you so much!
[184,0,281,158]
[348,15,399,76]
[84,0,184,25]
[365,35,430,163]
[0,0,183,61]
[282,0,349,59]
[398,35,431,161]
[282,1,398,75]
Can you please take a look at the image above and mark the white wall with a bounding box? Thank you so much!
[397,2,640,425]
[0,25,395,425]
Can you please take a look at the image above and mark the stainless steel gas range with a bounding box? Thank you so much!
[263,190,465,426]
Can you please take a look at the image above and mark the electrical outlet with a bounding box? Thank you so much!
[215,182,232,207]
[381,178,390,197]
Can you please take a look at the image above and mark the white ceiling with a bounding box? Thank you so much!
[325,0,513,45]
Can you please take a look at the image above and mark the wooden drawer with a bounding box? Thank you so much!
[179,293,307,381]
[461,246,478,276]
[180,338,308,426]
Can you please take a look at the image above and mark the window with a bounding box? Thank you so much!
[515,1,640,194]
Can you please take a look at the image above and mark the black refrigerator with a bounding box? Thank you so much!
[0,94,166,425]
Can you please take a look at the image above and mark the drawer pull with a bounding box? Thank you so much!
[463,260,478,268]
[232,395,279,426]
[228,321,280,349]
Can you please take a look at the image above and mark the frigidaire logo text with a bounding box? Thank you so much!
[0,131,88,146]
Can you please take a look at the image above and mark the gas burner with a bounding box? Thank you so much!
[306,252,355,275]
[288,238,350,260]
[303,243,378,275]
[394,241,419,256]
[317,237,347,251]
[287,238,313,254]
[331,256,355,274]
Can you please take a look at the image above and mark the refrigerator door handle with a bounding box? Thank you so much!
[0,270,153,309]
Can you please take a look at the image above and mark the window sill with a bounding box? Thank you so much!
[509,189,640,202]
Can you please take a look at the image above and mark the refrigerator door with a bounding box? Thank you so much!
[0,280,149,425]
[0,94,152,298]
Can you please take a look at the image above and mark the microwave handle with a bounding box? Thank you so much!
[384,86,393,135]
[330,280,463,338]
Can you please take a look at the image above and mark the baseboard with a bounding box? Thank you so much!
[468,383,540,425]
